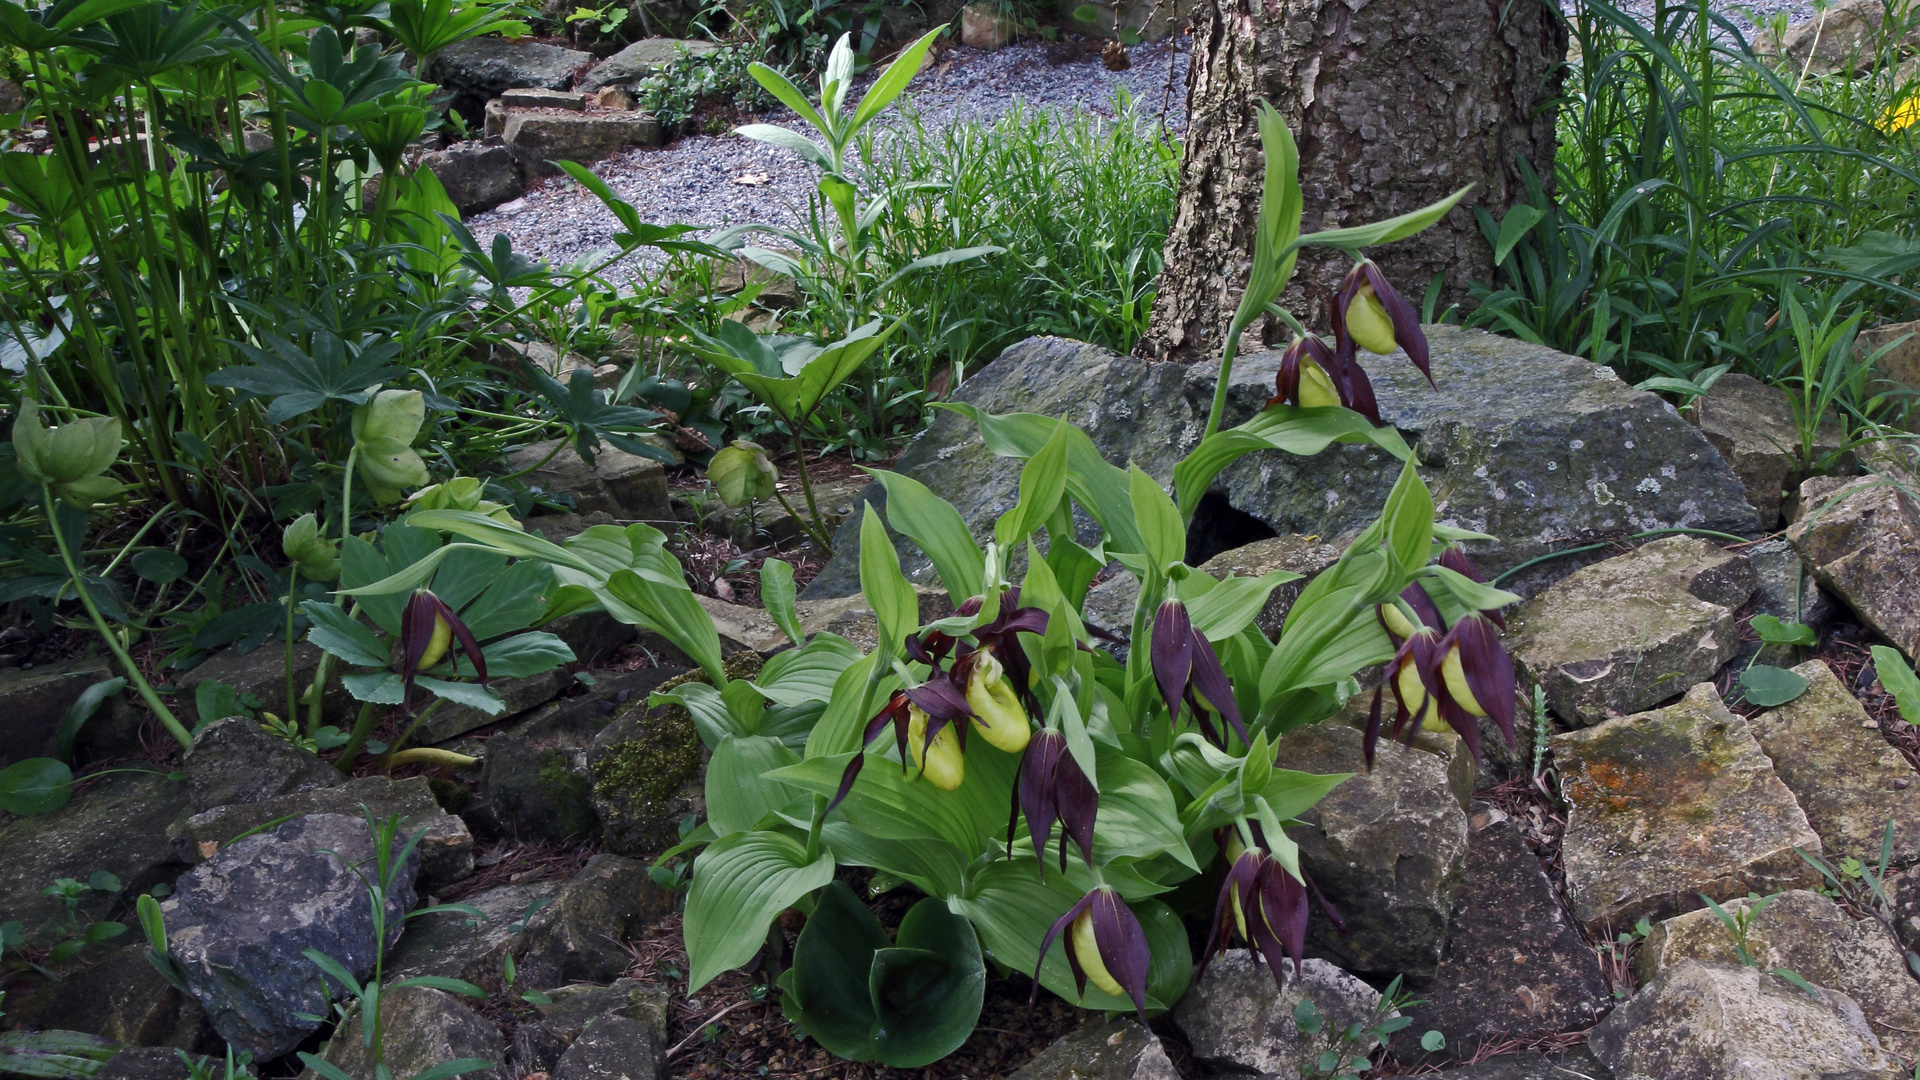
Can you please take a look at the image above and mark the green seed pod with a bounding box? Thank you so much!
[13,401,126,509]
[281,512,341,583]
[351,389,430,504]
[706,440,777,508]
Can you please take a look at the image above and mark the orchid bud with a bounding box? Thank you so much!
[1343,283,1398,354]
[1070,907,1125,997]
[964,652,1030,753]
[281,512,340,583]
[706,440,777,508]
[1036,888,1150,1020]
[352,389,430,504]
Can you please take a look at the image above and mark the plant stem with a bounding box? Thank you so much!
[1203,327,1245,443]
[786,419,832,555]
[380,698,447,767]
[306,445,359,734]
[285,566,300,719]
[333,699,383,773]
[42,488,193,750]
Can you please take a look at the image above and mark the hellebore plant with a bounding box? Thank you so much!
[380,108,1520,1067]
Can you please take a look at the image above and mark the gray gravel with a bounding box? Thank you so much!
[467,37,1189,279]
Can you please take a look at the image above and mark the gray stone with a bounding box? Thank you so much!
[0,79,25,115]
[315,986,502,1080]
[1172,953,1381,1079]
[0,771,191,928]
[960,2,1016,48]
[587,680,715,857]
[694,594,791,655]
[1275,722,1468,977]
[804,330,1760,601]
[543,610,639,667]
[1688,373,1838,527]
[1426,1049,1615,1080]
[93,1048,193,1080]
[419,144,523,215]
[578,38,720,91]
[1742,537,1838,648]
[1787,471,1920,660]
[501,113,660,175]
[513,854,674,989]
[1553,683,1822,933]
[552,1015,661,1080]
[1506,535,1756,726]
[0,659,117,765]
[163,813,416,1059]
[1635,890,1920,1060]
[1081,534,1343,653]
[792,586,953,654]
[503,437,671,523]
[1394,803,1609,1063]
[498,87,583,109]
[1589,959,1905,1079]
[684,474,869,549]
[416,669,567,745]
[420,38,592,117]
[1326,687,1478,808]
[1749,659,1920,867]
[464,699,605,844]
[182,717,336,811]
[2,941,212,1049]
[1859,318,1920,399]
[510,979,670,1074]
[1010,1019,1179,1080]
[176,775,473,890]
[1889,867,1920,958]
[383,879,564,986]
[1755,0,1920,76]
[172,641,349,734]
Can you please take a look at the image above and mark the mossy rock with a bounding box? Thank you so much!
[587,653,762,856]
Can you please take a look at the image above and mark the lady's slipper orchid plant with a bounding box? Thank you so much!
[389,103,1511,1069]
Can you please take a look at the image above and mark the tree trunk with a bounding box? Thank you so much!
[1138,0,1567,363]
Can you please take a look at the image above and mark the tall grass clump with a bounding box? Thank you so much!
[1468,0,1920,441]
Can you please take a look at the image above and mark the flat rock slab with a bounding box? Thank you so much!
[1589,959,1906,1079]
[552,1014,662,1080]
[503,437,670,523]
[183,716,336,811]
[804,328,1759,601]
[1636,889,1920,1060]
[578,38,721,90]
[317,985,502,1080]
[0,770,190,927]
[1787,471,1920,659]
[420,144,524,217]
[383,878,564,986]
[1172,953,1381,1079]
[3,940,211,1049]
[1010,1019,1179,1080]
[512,979,670,1074]
[164,813,416,1059]
[1748,659,1920,867]
[1688,373,1842,527]
[1506,535,1755,726]
[1275,722,1468,977]
[177,774,473,890]
[513,854,674,989]
[1393,803,1609,1062]
[499,87,583,109]
[501,113,661,175]
[1553,683,1821,932]
[420,38,592,116]
[1423,1048,1615,1080]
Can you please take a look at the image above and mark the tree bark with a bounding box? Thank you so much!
[1139,0,1567,363]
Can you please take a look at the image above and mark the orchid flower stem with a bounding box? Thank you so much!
[333,698,383,774]
[804,794,828,864]
[381,697,446,767]
[1203,328,1245,445]
[306,448,361,734]
[285,566,299,719]
[41,487,192,751]
[1233,814,1257,851]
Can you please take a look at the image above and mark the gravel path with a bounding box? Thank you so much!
[469,37,1190,279]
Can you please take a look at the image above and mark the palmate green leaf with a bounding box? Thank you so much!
[706,736,803,836]
[415,676,504,715]
[343,671,405,704]
[303,600,389,667]
[685,829,834,990]
[938,404,1144,557]
[476,632,574,679]
[207,330,404,424]
[1174,405,1411,518]
[868,470,985,606]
